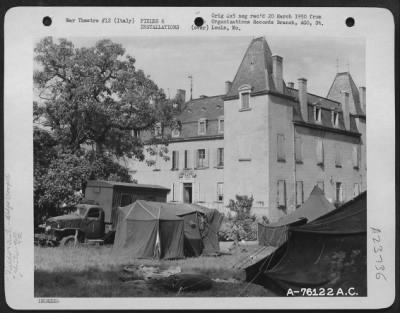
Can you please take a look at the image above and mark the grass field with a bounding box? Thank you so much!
[34,242,277,297]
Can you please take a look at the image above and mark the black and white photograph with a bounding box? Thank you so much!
[4,6,395,310]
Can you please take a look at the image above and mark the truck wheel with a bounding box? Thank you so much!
[60,235,77,247]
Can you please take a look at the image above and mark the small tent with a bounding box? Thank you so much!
[112,201,185,259]
[153,202,206,257]
[246,192,367,296]
[258,186,336,247]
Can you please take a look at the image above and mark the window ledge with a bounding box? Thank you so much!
[295,161,303,164]
[171,168,179,171]
[239,108,252,112]
[238,158,251,162]
[214,201,223,203]
[194,167,209,170]
[335,165,342,168]
[277,159,286,163]
[215,165,224,169]
[353,166,360,170]
[152,168,161,172]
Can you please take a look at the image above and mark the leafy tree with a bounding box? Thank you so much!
[34,37,177,158]
[33,37,177,222]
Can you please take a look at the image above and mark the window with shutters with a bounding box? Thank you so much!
[277,134,286,162]
[217,148,224,167]
[295,136,303,163]
[218,117,224,133]
[277,180,287,209]
[217,182,224,202]
[196,149,208,168]
[316,139,324,166]
[353,145,360,170]
[317,180,325,192]
[335,143,342,168]
[198,118,207,135]
[296,181,304,207]
[171,150,179,170]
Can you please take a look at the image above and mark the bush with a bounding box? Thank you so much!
[218,195,257,241]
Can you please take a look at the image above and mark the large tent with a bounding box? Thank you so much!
[112,201,223,259]
[112,200,185,259]
[246,192,367,296]
[258,185,336,247]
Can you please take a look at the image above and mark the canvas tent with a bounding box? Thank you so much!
[246,192,367,296]
[112,201,185,259]
[113,201,223,259]
[258,186,336,247]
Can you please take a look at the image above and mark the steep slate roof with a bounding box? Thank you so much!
[179,95,224,123]
[226,37,276,97]
[326,72,365,115]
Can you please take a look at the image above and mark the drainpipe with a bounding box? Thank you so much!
[292,122,297,212]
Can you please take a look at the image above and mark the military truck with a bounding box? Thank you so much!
[35,181,170,246]
[35,200,108,246]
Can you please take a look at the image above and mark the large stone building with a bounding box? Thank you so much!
[124,37,366,222]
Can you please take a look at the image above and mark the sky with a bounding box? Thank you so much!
[45,36,365,100]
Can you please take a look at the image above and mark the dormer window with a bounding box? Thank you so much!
[171,121,181,138]
[154,122,163,136]
[332,111,339,127]
[218,116,224,133]
[239,85,252,111]
[314,106,322,123]
[198,118,207,135]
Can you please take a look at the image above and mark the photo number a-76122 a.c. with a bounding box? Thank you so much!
[286,287,359,297]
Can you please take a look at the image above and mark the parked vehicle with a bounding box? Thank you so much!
[34,181,171,247]
[35,200,112,246]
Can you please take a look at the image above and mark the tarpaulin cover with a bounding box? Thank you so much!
[112,201,185,259]
[258,186,336,247]
[199,206,224,255]
[113,201,223,258]
[246,192,367,296]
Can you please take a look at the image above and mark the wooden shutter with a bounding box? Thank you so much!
[295,137,302,163]
[204,148,209,167]
[277,134,285,161]
[176,151,179,169]
[193,149,198,169]
[277,180,286,207]
[193,183,200,203]
[186,150,191,168]
[335,143,341,166]
[352,145,360,168]
[213,148,218,167]
[316,140,324,165]
[296,181,303,206]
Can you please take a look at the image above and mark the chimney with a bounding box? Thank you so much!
[359,86,366,114]
[272,55,283,92]
[175,89,186,105]
[287,82,294,89]
[298,78,308,121]
[341,91,350,130]
[225,81,232,94]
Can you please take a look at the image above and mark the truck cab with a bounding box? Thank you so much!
[38,200,106,246]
